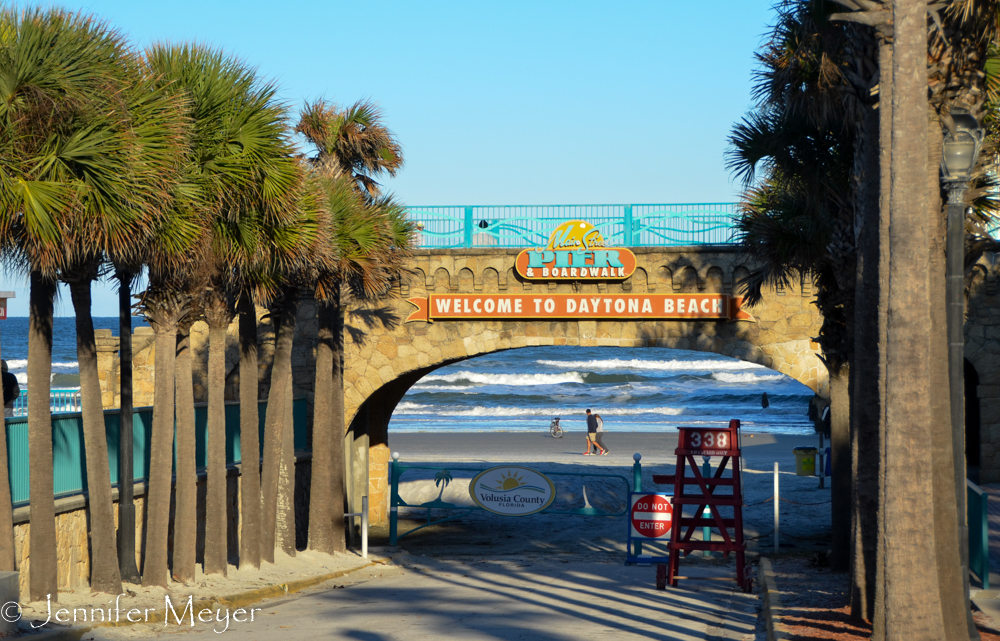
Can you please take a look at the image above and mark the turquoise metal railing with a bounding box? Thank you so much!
[4,397,308,506]
[12,389,81,416]
[968,478,990,590]
[388,453,631,544]
[406,203,739,248]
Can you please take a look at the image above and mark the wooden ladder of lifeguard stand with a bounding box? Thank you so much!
[653,419,752,592]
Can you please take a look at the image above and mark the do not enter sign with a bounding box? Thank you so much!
[630,493,673,540]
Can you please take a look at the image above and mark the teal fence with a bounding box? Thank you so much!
[969,478,990,590]
[388,453,631,545]
[4,398,308,506]
[406,203,739,248]
[12,389,80,416]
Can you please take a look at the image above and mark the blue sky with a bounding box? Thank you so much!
[2,0,778,316]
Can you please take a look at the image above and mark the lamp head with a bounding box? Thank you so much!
[941,107,985,183]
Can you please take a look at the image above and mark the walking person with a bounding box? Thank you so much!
[2,361,18,418]
[593,413,609,455]
[583,408,606,455]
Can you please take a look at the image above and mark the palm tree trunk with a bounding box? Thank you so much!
[142,297,183,588]
[203,302,230,576]
[260,293,297,562]
[68,278,122,595]
[28,272,57,602]
[172,322,197,583]
[849,93,881,621]
[277,373,296,555]
[238,294,261,569]
[116,269,140,583]
[308,298,345,553]
[874,5,966,636]
[829,367,850,571]
[330,290,347,549]
[872,34,892,636]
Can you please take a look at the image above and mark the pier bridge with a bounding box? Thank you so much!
[340,204,828,524]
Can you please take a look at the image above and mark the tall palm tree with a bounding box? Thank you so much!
[296,100,402,200]
[143,44,301,577]
[295,102,411,553]
[0,7,187,597]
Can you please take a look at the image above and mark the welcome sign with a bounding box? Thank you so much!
[469,466,556,516]
[405,293,755,322]
[514,220,637,281]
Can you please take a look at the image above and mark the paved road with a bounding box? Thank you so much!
[85,555,760,641]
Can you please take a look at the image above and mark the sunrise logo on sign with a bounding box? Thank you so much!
[514,220,637,281]
[469,466,556,516]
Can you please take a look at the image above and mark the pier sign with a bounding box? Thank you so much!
[630,493,673,540]
[469,466,556,516]
[514,220,637,281]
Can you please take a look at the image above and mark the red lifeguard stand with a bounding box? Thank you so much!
[652,419,751,592]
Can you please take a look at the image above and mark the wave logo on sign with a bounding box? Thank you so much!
[515,220,637,281]
[469,466,556,516]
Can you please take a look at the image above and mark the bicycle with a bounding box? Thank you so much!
[549,417,563,438]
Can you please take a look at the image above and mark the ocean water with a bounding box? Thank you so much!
[0,318,818,436]
[0,316,149,389]
[390,346,817,435]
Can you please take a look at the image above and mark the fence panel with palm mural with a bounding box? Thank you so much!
[406,203,739,248]
[388,454,633,545]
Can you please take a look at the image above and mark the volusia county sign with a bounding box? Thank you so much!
[470,466,556,516]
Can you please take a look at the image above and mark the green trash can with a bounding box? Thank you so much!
[793,447,818,476]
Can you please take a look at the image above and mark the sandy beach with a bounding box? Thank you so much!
[387,431,831,556]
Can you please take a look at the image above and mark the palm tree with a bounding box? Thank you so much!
[296,100,402,200]
[295,101,412,554]
[434,470,452,503]
[728,0,867,575]
[0,7,187,597]
[143,44,301,576]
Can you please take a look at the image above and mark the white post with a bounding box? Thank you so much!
[361,495,369,559]
[774,461,780,553]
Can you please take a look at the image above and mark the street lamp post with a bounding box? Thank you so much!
[940,106,985,615]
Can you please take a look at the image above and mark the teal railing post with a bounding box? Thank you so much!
[464,206,473,248]
[702,457,711,557]
[623,204,633,247]
[968,479,989,590]
[632,452,642,556]
[389,452,400,546]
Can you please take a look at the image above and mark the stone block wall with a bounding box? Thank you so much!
[967,255,1000,482]
[9,458,311,602]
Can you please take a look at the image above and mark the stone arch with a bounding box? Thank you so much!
[704,266,725,293]
[675,266,699,293]
[433,267,452,292]
[654,266,672,292]
[409,268,427,293]
[482,267,500,293]
[630,267,649,293]
[733,265,751,294]
[349,328,827,526]
[458,268,475,291]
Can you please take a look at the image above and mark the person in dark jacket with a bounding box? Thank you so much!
[583,408,606,455]
[2,360,18,417]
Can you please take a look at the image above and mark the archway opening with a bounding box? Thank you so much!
[365,345,827,551]
[389,345,816,436]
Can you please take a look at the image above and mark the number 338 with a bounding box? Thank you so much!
[689,431,728,449]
